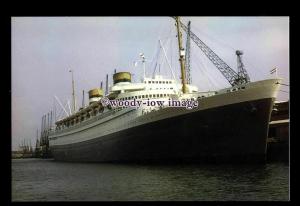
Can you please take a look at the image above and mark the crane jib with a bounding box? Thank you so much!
[178,19,250,86]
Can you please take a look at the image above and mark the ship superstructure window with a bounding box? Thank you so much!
[148,81,151,84]
[142,95,145,98]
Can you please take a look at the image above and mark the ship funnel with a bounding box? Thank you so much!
[113,72,131,84]
[88,88,104,105]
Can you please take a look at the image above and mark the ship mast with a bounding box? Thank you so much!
[175,16,187,94]
[69,70,76,113]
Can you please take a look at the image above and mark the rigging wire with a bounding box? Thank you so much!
[150,23,175,78]
[167,35,180,80]
[149,41,161,75]
[193,57,214,91]
[242,57,265,80]
[193,51,223,90]
[192,47,218,89]
[170,34,173,72]
[192,42,231,89]
[180,18,236,52]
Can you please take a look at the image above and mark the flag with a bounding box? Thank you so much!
[270,68,277,74]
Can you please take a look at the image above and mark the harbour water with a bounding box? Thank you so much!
[12,158,289,201]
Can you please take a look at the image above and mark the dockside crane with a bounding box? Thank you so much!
[173,17,251,86]
[236,50,250,83]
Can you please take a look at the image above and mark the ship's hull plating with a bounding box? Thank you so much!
[50,97,274,163]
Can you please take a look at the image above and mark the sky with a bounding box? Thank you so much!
[11,16,289,150]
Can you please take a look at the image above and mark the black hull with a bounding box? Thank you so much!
[51,98,274,163]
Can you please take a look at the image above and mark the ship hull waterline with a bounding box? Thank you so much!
[50,97,274,163]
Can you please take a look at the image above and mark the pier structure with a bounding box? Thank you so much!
[267,101,289,162]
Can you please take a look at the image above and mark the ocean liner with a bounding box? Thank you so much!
[48,17,281,163]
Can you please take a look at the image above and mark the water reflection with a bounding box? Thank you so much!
[12,159,289,201]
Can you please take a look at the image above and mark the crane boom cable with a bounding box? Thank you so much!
[193,48,225,89]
